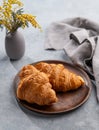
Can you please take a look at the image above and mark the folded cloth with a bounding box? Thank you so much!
[45,17,99,101]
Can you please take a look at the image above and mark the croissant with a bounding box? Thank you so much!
[35,62,84,92]
[17,65,57,105]
[34,62,56,77]
[19,64,39,80]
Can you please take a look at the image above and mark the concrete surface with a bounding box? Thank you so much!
[0,0,99,130]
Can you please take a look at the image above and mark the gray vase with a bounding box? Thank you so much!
[5,30,25,60]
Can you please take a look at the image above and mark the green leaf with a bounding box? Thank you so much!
[25,21,29,27]
[0,24,3,31]
[16,8,24,14]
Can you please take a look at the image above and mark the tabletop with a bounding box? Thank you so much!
[0,0,99,130]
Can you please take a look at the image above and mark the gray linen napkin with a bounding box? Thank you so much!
[45,17,99,101]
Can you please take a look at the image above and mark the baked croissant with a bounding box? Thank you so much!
[34,62,56,77]
[35,62,84,92]
[17,65,57,105]
[19,64,38,80]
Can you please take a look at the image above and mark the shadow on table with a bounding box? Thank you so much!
[0,55,8,61]
[17,99,86,118]
[9,56,34,72]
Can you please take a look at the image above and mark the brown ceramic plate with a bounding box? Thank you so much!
[14,60,92,115]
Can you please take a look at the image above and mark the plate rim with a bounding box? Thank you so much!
[14,60,92,115]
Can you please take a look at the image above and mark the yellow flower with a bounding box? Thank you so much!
[0,6,2,10]
[3,1,7,7]
[0,0,41,33]
[3,4,12,18]
[0,21,2,24]
[16,14,41,29]
[0,19,11,31]
[8,0,23,6]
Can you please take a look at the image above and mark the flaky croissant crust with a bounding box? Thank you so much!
[17,62,84,106]
[35,62,85,92]
[17,65,57,105]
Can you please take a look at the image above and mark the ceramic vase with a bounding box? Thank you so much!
[5,30,25,60]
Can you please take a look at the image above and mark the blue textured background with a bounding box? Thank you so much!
[0,0,99,130]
